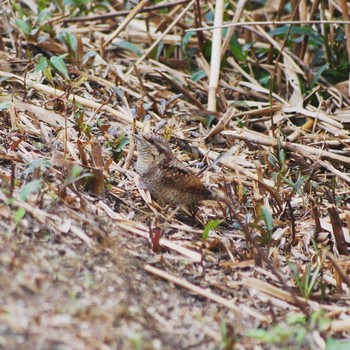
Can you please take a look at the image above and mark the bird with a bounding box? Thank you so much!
[134,132,218,206]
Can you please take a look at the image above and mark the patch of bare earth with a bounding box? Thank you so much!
[1,203,258,350]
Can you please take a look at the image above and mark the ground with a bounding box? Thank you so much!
[1,1,350,349]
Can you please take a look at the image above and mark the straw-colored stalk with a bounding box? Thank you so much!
[208,0,224,112]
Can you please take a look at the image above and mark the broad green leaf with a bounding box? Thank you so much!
[191,70,206,82]
[115,135,130,152]
[50,56,70,80]
[15,19,32,36]
[35,56,48,72]
[20,179,44,201]
[36,8,52,25]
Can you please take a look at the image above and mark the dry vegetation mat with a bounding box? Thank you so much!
[1,0,350,349]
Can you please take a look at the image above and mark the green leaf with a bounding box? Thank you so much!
[182,31,194,58]
[311,63,329,88]
[115,135,130,152]
[114,40,142,57]
[261,206,273,232]
[65,32,78,55]
[20,179,44,201]
[293,175,308,191]
[35,56,48,72]
[63,165,91,186]
[205,114,216,128]
[64,0,91,6]
[279,148,286,165]
[71,164,84,178]
[0,101,10,111]
[269,25,291,36]
[202,219,223,241]
[246,329,274,342]
[268,153,278,167]
[24,158,51,176]
[230,34,246,61]
[288,260,304,295]
[286,313,306,325]
[15,19,32,36]
[269,26,324,45]
[154,42,164,61]
[15,207,26,226]
[36,8,52,25]
[50,56,70,80]
[259,75,270,86]
[191,69,206,82]
[82,51,96,65]
[326,338,350,350]
[44,65,54,85]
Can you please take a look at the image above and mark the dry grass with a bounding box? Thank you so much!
[1,0,350,349]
